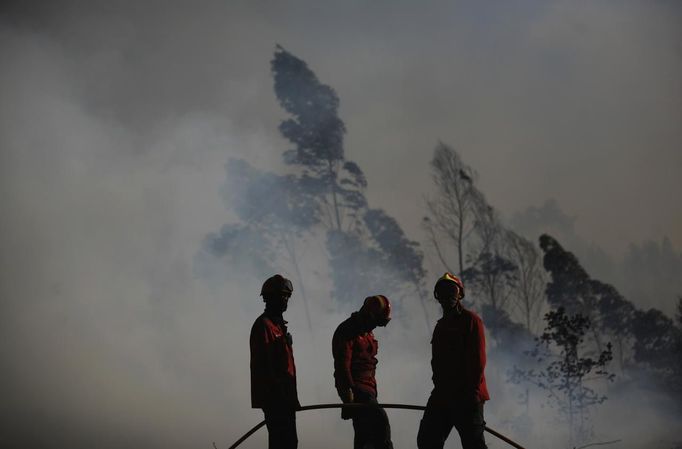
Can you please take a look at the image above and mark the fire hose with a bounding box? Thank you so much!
[227,403,526,449]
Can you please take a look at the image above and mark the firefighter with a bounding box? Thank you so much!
[250,274,300,449]
[417,273,490,449]
[332,295,394,449]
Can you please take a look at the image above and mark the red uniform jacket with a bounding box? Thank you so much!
[430,307,490,404]
[250,313,300,409]
[332,312,379,397]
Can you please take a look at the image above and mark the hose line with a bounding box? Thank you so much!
[227,402,526,449]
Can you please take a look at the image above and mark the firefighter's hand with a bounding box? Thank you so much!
[338,388,354,420]
[337,387,354,403]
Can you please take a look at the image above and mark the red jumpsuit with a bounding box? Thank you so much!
[417,307,489,449]
[332,312,379,397]
[250,313,299,408]
[332,312,393,449]
[430,308,489,404]
[250,312,299,449]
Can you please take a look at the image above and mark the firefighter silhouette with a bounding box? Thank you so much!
[333,295,394,449]
[250,275,300,449]
[417,273,490,449]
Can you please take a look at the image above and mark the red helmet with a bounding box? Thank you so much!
[434,272,465,300]
[361,295,392,326]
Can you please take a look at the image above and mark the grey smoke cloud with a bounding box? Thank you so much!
[1,1,681,448]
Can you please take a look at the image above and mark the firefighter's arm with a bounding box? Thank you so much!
[250,322,266,376]
[332,334,355,402]
[251,322,280,388]
[470,317,487,398]
[264,327,287,385]
[250,321,275,408]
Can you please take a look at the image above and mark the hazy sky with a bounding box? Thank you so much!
[3,0,680,255]
[1,1,681,448]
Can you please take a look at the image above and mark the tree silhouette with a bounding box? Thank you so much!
[423,142,478,274]
[270,46,430,321]
[424,142,522,321]
[236,159,320,324]
[506,230,548,333]
[462,251,518,312]
[272,45,364,233]
[364,208,430,326]
[539,234,682,408]
[540,234,606,353]
[510,307,614,447]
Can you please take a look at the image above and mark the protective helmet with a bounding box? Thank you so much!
[434,272,465,300]
[361,295,392,326]
[260,274,293,298]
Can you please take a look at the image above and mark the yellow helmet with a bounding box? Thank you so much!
[434,272,465,300]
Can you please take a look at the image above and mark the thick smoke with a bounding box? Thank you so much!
[1,1,681,449]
